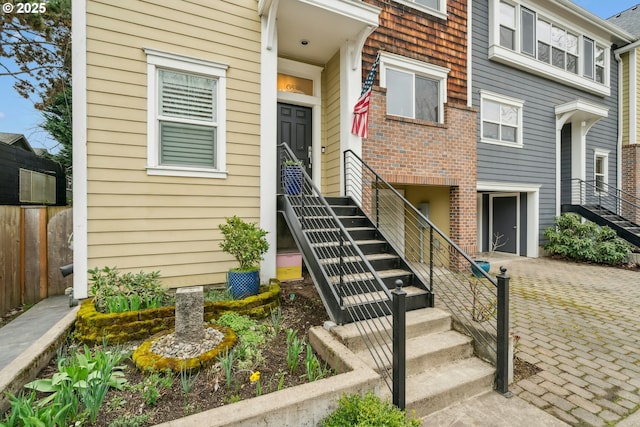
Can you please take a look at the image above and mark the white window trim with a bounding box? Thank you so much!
[594,148,609,193]
[488,0,611,97]
[480,90,524,148]
[393,0,447,20]
[144,48,228,178]
[379,51,449,124]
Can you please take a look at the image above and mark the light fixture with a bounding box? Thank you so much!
[300,39,309,46]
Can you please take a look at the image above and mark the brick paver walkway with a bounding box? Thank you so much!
[500,257,640,426]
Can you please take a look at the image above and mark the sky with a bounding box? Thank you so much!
[0,1,639,152]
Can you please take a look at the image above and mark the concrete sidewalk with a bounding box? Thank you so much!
[0,295,74,370]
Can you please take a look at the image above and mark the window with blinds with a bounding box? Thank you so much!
[158,70,217,168]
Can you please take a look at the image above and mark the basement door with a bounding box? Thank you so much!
[278,103,312,175]
[490,195,518,254]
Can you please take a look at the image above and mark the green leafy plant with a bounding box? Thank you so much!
[321,392,421,427]
[218,216,269,272]
[205,287,235,302]
[270,306,283,335]
[217,312,268,370]
[286,329,303,374]
[88,266,170,313]
[108,413,150,427]
[135,370,173,406]
[179,365,200,397]
[219,348,235,387]
[304,343,329,382]
[543,213,631,265]
[0,391,73,427]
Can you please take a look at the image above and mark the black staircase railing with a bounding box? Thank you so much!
[344,149,511,394]
[278,143,400,397]
[567,178,640,224]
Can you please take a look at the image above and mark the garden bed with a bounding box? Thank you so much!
[75,281,280,345]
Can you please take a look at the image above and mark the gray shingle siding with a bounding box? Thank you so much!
[472,0,620,243]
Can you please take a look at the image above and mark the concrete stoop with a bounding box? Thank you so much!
[326,307,495,419]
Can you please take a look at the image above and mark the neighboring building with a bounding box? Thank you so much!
[608,4,640,223]
[362,0,478,256]
[0,132,66,206]
[471,0,634,256]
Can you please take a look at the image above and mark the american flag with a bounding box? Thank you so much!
[351,52,380,138]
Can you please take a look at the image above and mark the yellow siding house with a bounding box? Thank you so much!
[72,0,381,297]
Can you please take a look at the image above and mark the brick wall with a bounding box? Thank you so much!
[363,0,468,105]
[622,145,640,223]
[364,87,478,254]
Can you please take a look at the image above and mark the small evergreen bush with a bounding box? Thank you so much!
[543,213,631,266]
[321,392,420,427]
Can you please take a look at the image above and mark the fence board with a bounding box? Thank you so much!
[22,207,44,305]
[0,206,20,316]
[47,208,73,295]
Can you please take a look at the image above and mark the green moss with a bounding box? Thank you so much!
[75,283,280,345]
[132,326,237,373]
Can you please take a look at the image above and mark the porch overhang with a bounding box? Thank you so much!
[258,0,380,66]
[555,100,608,130]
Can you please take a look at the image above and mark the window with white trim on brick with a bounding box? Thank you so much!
[394,0,447,19]
[380,52,449,125]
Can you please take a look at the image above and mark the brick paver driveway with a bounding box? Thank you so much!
[501,257,640,426]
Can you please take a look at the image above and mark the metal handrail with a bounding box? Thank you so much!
[344,150,507,379]
[567,178,640,223]
[278,143,396,393]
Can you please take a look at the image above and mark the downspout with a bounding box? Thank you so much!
[615,52,623,192]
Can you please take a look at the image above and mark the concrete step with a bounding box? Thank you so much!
[354,330,474,374]
[380,357,495,418]
[330,307,452,353]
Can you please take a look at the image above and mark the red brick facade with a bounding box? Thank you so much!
[360,0,477,254]
[622,145,640,223]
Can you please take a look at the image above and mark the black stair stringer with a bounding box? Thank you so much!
[278,195,345,324]
[562,204,640,248]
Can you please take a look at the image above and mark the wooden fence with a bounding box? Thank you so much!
[0,206,72,317]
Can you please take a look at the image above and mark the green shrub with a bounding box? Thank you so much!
[543,214,631,265]
[218,216,269,272]
[89,266,171,313]
[322,392,420,427]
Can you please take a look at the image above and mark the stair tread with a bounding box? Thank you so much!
[312,239,385,248]
[330,268,414,284]
[331,307,452,344]
[379,357,495,416]
[354,330,473,370]
[321,253,399,265]
[341,285,427,306]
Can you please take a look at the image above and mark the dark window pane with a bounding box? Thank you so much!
[502,125,517,142]
[567,54,577,74]
[584,38,594,79]
[521,9,535,56]
[483,122,499,140]
[596,66,604,84]
[552,47,565,69]
[415,76,439,122]
[500,26,515,50]
[415,0,438,9]
[538,42,550,63]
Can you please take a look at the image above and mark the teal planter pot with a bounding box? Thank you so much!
[471,260,490,278]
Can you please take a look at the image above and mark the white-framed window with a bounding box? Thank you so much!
[480,91,524,147]
[379,52,449,124]
[394,0,447,20]
[594,149,609,193]
[144,48,228,178]
[489,0,610,96]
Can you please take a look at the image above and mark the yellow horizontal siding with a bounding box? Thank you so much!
[86,0,261,287]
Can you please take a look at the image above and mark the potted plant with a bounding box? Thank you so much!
[282,160,304,195]
[218,216,269,299]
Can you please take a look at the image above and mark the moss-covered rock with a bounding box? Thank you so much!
[132,326,237,372]
[75,282,280,345]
